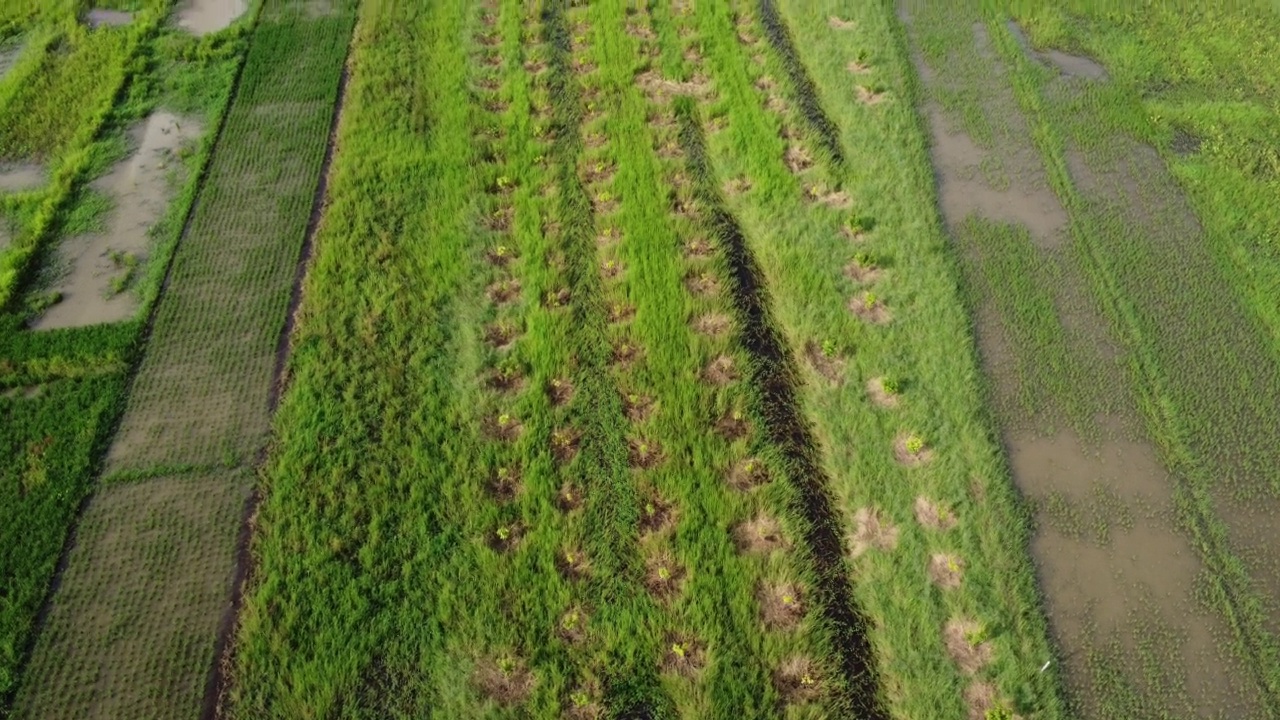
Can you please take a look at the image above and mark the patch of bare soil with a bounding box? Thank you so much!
[627,437,664,469]
[727,457,770,491]
[638,491,675,535]
[556,546,591,581]
[551,427,581,464]
[483,320,520,349]
[34,112,202,330]
[759,582,805,630]
[486,277,521,304]
[765,95,789,114]
[548,377,574,406]
[487,465,522,503]
[0,163,44,192]
[175,0,246,35]
[773,656,824,705]
[734,512,789,554]
[644,550,686,600]
[847,59,871,75]
[692,312,731,337]
[803,341,846,383]
[843,258,882,284]
[487,522,524,553]
[86,8,132,28]
[915,496,957,531]
[723,176,751,195]
[610,337,642,367]
[943,618,994,675]
[484,364,524,393]
[929,553,965,589]
[552,483,582,514]
[703,354,738,385]
[893,433,933,466]
[865,377,899,408]
[622,391,655,422]
[472,655,535,706]
[848,507,898,558]
[715,408,751,440]
[848,292,891,325]
[606,301,635,324]
[660,633,705,677]
[828,16,856,30]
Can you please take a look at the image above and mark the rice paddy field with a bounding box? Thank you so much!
[2,0,1280,718]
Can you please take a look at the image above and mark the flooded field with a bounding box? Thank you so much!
[33,112,200,329]
[902,1,1280,716]
[0,163,44,192]
[175,0,248,36]
[85,9,132,29]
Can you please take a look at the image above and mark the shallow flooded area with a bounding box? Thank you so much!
[86,9,133,29]
[175,0,248,36]
[0,163,44,193]
[33,112,201,330]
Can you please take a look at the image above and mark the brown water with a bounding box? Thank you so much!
[175,0,248,36]
[0,163,44,192]
[1006,20,1107,80]
[902,3,1262,716]
[86,9,133,28]
[33,112,201,330]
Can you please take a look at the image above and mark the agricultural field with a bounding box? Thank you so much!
[3,0,1280,719]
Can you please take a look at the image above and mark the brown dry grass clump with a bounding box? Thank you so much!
[487,465,522,503]
[692,312,731,337]
[556,482,584,512]
[759,582,805,630]
[843,259,882,284]
[683,237,714,258]
[628,437,664,469]
[857,85,886,105]
[622,391,655,422]
[727,457,770,491]
[865,376,899,408]
[548,377,574,406]
[754,74,777,92]
[472,654,535,706]
[828,15,856,30]
[557,546,591,581]
[486,277,522,304]
[551,427,581,464]
[963,682,1019,720]
[847,59,870,74]
[483,412,522,442]
[724,176,752,195]
[929,553,965,590]
[715,408,751,440]
[644,550,687,600]
[486,205,514,231]
[596,225,621,246]
[893,432,934,466]
[765,95,789,114]
[626,22,655,40]
[805,185,852,208]
[849,292,891,325]
[915,496,958,531]
[607,301,636,324]
[638,492,675,535]
[636,70,714,100]
[684,46,703,65]
[565,679,604,720]
[557,605,589,645]
[848,507,899,558]
[660,633,705,677]
[484,320,521,349]
[803,341,846,383]
[734,513,789,554]
[611,337,643,367]
[704,354,739,385]
[944,618,994,675]
[484,365,524,393]
[773,656,824,705]
[784,145,813,174]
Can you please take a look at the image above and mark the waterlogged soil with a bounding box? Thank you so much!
[902,3,1261,716]
[0,163,45,192]
[1007,20,1107,80]
[86,9,133,28]
[33,112,201,330]
[0,41,23,80]
[175,0,248,36]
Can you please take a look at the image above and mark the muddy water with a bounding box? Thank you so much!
[1006,20,1107,80]
[175,0,248,35]
[86,9,133,28]
[903,3,1260,717]
[33,112,201,330]
[0,163,44,192]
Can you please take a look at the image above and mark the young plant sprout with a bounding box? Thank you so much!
[821,339,838,358]
[905,434,925,455]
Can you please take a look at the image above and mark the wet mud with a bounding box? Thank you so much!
[86,9,133,28]
[33,112,201,330]
[0,163,44,193]
[176,0,248,36]
[902,2,1263,716]
[1007,20,1107,80]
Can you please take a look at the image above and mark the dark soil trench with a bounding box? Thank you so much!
[900,2,1271,718]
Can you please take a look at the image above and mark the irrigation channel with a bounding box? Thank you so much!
[901,0,1280,717]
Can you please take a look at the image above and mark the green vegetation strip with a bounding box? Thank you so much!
[104,0,356,475]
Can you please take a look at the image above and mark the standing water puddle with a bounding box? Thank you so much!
[902,2,1262,716]
[33,112,201,330]
[0,163,45,192]
[86,9,134,29]
[176,0,248,35]
[1007,20,1107,80]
